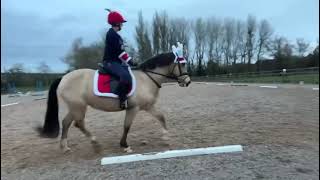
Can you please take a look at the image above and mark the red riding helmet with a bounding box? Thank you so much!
[107,11,127,25]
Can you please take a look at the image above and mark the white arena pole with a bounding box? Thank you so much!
[101,145,243,165]
[1,102,19,107]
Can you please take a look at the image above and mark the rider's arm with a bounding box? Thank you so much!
[118,51,132,64]
[113,34,132,64]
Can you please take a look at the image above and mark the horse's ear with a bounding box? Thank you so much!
[177,42,183,50]
[171,45,177,53]
[172,42,187,63]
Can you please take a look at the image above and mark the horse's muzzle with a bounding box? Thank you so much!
[178,75,191,87]
[186,81,191,87]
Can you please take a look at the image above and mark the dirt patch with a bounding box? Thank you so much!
[1,83,319,179]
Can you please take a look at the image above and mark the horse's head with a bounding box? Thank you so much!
[140,42,191,87]
[169,42,191,87]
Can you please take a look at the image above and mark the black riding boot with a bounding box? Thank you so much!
[117,84,128,109]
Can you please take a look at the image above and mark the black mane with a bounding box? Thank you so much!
[140,52,175,70]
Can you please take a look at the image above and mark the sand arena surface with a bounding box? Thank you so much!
[1,83,319,179]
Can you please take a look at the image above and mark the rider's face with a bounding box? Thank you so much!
[112,23,123,31]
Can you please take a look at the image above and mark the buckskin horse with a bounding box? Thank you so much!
[37,43,191,153]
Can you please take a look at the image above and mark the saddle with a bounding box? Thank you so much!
[93,63,136,98]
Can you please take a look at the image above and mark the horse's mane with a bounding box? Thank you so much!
[139,52,175,70]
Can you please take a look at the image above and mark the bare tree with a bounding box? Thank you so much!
[63,37,104,70]
[135,11,152,61]
[206,18,215,62]
[271,36,285,57]
[143,27,153,60]
[206,17,224,66]
[271,36,294,69]
[152,12,161,55]
[246,15,257,70]
[135,11,146,61]
[233,20,247,65]
[37,61,51,73]
[314,38,319,55]
[295,38,309,57]
[63,37,83,69]
[235,20,247,64]
[257,19,273,71]
[159,11,170,53]
[206,17,221,63]
[222,18,236,66]
[193,18,207,75]
[8,63,25,73]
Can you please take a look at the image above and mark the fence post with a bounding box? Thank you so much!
[36,80,44,92]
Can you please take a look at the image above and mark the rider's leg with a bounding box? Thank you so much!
[117,66,131,109]
[102,62,132,109]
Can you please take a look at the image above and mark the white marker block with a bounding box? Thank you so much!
[259,85,278,89]
[1,102,19,107]
[313,88,319,90]
[101,145,243,165]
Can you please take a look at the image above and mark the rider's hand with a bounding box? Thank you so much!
[128,60,138,67]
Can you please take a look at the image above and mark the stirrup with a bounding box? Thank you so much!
[120,100,128,109]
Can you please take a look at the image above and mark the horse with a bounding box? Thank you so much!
[36,52,191,153]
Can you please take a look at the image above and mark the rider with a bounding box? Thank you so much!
[102,9,138,109]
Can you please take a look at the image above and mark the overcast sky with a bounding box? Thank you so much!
[1,0,319,72]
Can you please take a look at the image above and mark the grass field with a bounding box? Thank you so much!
[192,73,319,84]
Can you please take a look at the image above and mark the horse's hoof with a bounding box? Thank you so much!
[161,129,170,141]
[60,139,71,153]
[162,129,169,135]
[141,140,148,145]
[162,135,170,141]
[124,146,133,153]
[91,136,97,143]
[63,147,72,154]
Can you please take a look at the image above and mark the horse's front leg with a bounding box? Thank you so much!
[146,106,170,141]
[120,107,139,153]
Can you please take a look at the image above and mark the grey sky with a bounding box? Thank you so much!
[1,0,319,72]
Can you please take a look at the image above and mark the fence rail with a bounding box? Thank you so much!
[1,67,319,94]
[191,67,319,84]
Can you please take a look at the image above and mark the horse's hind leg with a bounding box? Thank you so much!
[60,105,88,153]
[74,116,102,153]
[120,107,139,153]
[60,113,74,153]
[74,116,97,143]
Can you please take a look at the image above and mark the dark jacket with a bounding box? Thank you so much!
[103,28,124,63]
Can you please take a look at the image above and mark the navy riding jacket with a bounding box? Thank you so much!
[103,28,124,64]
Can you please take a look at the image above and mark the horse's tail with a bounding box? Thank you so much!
[36,77,62,138]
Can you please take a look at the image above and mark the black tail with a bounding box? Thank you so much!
[36,78,62,138]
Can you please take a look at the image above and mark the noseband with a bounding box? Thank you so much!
[142,58,189,88]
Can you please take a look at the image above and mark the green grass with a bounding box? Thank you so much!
[2,74,318,95]
[193,73,319,84]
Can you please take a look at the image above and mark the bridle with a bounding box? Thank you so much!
[142,56,189,88]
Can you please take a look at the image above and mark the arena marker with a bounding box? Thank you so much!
[101,145,243,165]
[259,85,278,89]
[216,83,227,86]
[1,102,19,107]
